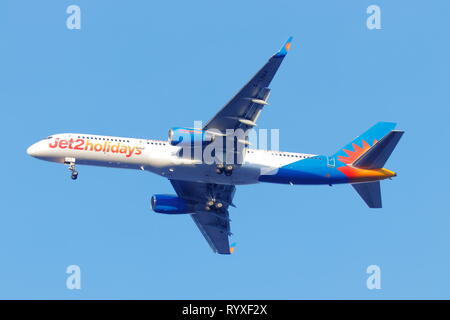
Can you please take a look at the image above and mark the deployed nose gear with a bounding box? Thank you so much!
[64,158,78,180]
[70,169,78,180]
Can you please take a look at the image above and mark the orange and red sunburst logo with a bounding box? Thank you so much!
[338,139,377,164]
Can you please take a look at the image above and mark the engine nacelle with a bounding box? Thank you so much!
[151,194,193,214]
[168,127,215,147]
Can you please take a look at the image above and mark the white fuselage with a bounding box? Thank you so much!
[27,133,317,185]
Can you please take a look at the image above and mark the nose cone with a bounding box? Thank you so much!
[27,143,40,157]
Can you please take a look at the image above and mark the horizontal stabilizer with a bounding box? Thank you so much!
[352,181,382,208]
[354,130,404,169]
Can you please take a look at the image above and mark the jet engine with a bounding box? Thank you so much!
[168,127,215,147]
[151,194,194,214]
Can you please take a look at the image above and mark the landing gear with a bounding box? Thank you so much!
[205,199,223,212]
[224,165,233,176]
[215,163,224,174]
[65,158,78,180]
[216,164,233,176]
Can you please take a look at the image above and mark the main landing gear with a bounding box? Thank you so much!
[215,164,233,176]
[65,158,78,180]
[204,199,223,211]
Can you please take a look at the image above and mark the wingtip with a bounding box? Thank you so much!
[229,242,236,254]
[275,36,294,57]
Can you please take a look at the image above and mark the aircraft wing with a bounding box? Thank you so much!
[203,37,293,133]
[169,179,236,254]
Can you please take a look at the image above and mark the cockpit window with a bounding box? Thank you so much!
[46,136,53,139]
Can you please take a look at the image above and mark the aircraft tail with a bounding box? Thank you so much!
[333,122,397,162]
[333,121,404,169]
[333,122,404,208]
[353,130,404,169]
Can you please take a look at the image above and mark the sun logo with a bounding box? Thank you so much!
[338,139,376,164]
[284,42,292,52]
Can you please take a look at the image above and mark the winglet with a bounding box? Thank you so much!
[230,242,236,254]
[275,36,293,57]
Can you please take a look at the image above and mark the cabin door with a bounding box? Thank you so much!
[326,156,336,168]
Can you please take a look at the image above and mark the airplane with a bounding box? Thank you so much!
[27,37,404,254]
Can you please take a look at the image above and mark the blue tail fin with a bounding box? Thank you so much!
[333,122,397,163]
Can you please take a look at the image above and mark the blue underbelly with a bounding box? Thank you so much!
[258,158,349,185]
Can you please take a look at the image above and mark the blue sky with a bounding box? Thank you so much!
[1,0,449,299]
